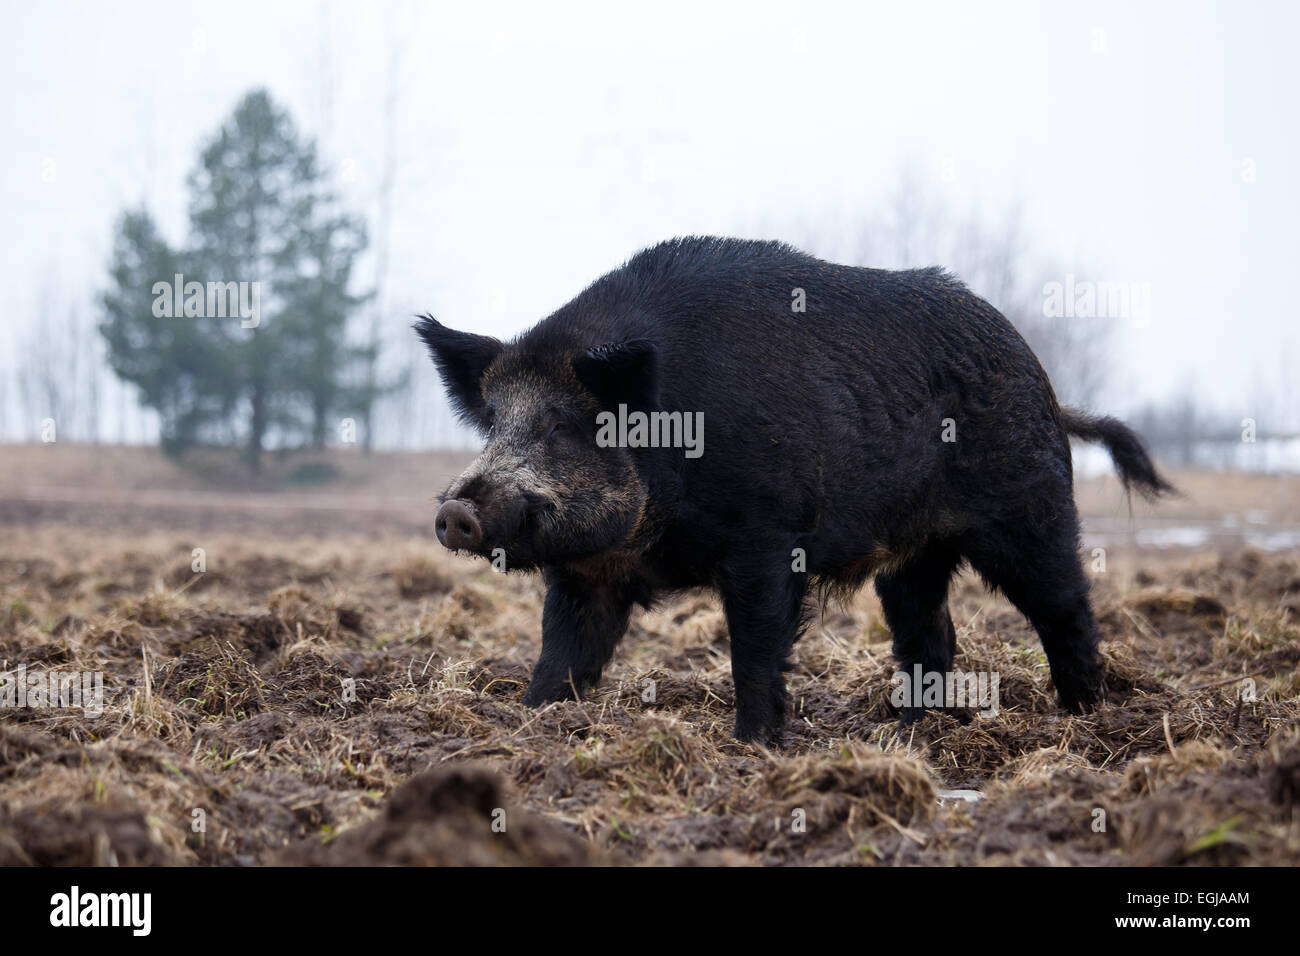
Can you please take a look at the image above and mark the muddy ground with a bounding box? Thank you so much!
[0,451,1297,866]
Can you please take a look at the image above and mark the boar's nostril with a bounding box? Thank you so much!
[435,499,483,551]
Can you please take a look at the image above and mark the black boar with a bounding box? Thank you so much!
[415,237,1171,743]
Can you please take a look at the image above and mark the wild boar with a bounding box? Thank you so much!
[415,237,1171,743]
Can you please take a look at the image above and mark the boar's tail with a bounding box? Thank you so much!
[1061,407,1176,501]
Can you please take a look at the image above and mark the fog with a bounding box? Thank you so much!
[2,0,1295,449]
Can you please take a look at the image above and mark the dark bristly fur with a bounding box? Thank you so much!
[415,236,1173,743]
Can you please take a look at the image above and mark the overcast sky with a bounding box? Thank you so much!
[3,0,1296,439]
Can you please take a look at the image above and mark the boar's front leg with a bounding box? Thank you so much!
[719,550,809,744]
[522,570,633,706]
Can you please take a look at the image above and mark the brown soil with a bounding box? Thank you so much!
[0,451,1297,866]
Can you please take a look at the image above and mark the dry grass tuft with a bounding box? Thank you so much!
[1,518,1298,865]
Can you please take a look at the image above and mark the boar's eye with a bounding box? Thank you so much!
[541,410,571,442]
[484,406,497,433]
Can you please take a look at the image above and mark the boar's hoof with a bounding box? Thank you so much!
[895,706,933,731]
[733,718,783,747]
[435,499,483,551]
[1055,673,1107,714]
[521,676,585,707]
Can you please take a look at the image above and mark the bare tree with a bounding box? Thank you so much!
[359,8,404,453]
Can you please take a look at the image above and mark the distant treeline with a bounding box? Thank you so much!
[1127,400,1298,468]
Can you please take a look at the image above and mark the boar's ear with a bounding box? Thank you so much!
[573,339,658,411]
[413,314,504,428]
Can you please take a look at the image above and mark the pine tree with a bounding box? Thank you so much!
[100,89,372,468]
[99,211,238,454]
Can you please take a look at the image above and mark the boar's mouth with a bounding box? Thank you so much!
[514,490,556,541]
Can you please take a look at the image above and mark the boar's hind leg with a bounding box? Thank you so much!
[874,547,962,725]
[967,524,1105,714]
[521,572,635,706]
[719,552,809,744]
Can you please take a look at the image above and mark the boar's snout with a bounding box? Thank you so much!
[435,499,484,551]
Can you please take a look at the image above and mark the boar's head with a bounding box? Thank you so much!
[415,315,658,570]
